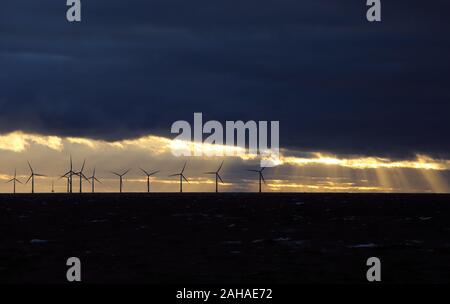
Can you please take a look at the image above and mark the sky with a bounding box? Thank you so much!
[0,0,449,193]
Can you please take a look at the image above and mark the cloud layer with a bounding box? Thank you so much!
[1,0,450,159]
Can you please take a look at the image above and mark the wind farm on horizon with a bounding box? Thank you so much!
[2,155,270,194]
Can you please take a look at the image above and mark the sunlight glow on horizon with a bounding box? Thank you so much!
[0,130,449,193]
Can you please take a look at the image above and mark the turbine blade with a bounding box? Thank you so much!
[260,167,266,172]
[27,161,33,173]
[6,179,14,184]
[217,161,224,172]
[149,170,159,176]
[80,159,86,172]
[247,169,259,172]
[16,179,23,184]
[25,175,32,184]
[261,173,266,184]
[122,169,131,176]
[82,173,90,182]
[111,171,120,176]
[182,174,189,183]
[140,168,149,176]
[34,174,46,177]
[204,172,216,175]
[181,161,187,174]
[169,174,180,177]
[95,177,102,183]
[217,174,224,184]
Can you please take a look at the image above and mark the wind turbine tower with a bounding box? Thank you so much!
[169,162,189,193]
[204,161,224,193]
[112,169,130,193]
[139,168,159,193]
[247,167,267,193]
[88,167,102,193]
[6,169,22,194]
[26,162,45,194]
[62,155,76,193]
[75,159,90,193]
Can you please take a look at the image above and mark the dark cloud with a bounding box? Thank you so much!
[1,0,450,158]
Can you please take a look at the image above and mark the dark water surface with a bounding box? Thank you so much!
[1,193,449,284]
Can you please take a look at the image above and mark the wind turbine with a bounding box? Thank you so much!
[74,159,90,193]
[59,175,70,193]
[26,161,46,194]
[247,167,267,193]
[169,162,188,193]
[62,155,76,193]
[6,169,22,194]
[139,168,159,193]
[204,161,224,193]
[111,169,130,193]
[87,167,102,193]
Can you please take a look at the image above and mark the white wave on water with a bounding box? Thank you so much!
[348,243,378,248]
[30,239,49,244]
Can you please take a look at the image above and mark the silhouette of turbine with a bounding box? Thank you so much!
[62,155,76,193]
[74,159,90,193]
[139,168,159,193]
[111,169,130,193]
[6,168,22,194]
[26,161,45,194]
[204,161,224,193]
[59,175,70,193]
[169,162,188,193]
[247,167,267,193]
[87,167,102,193]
